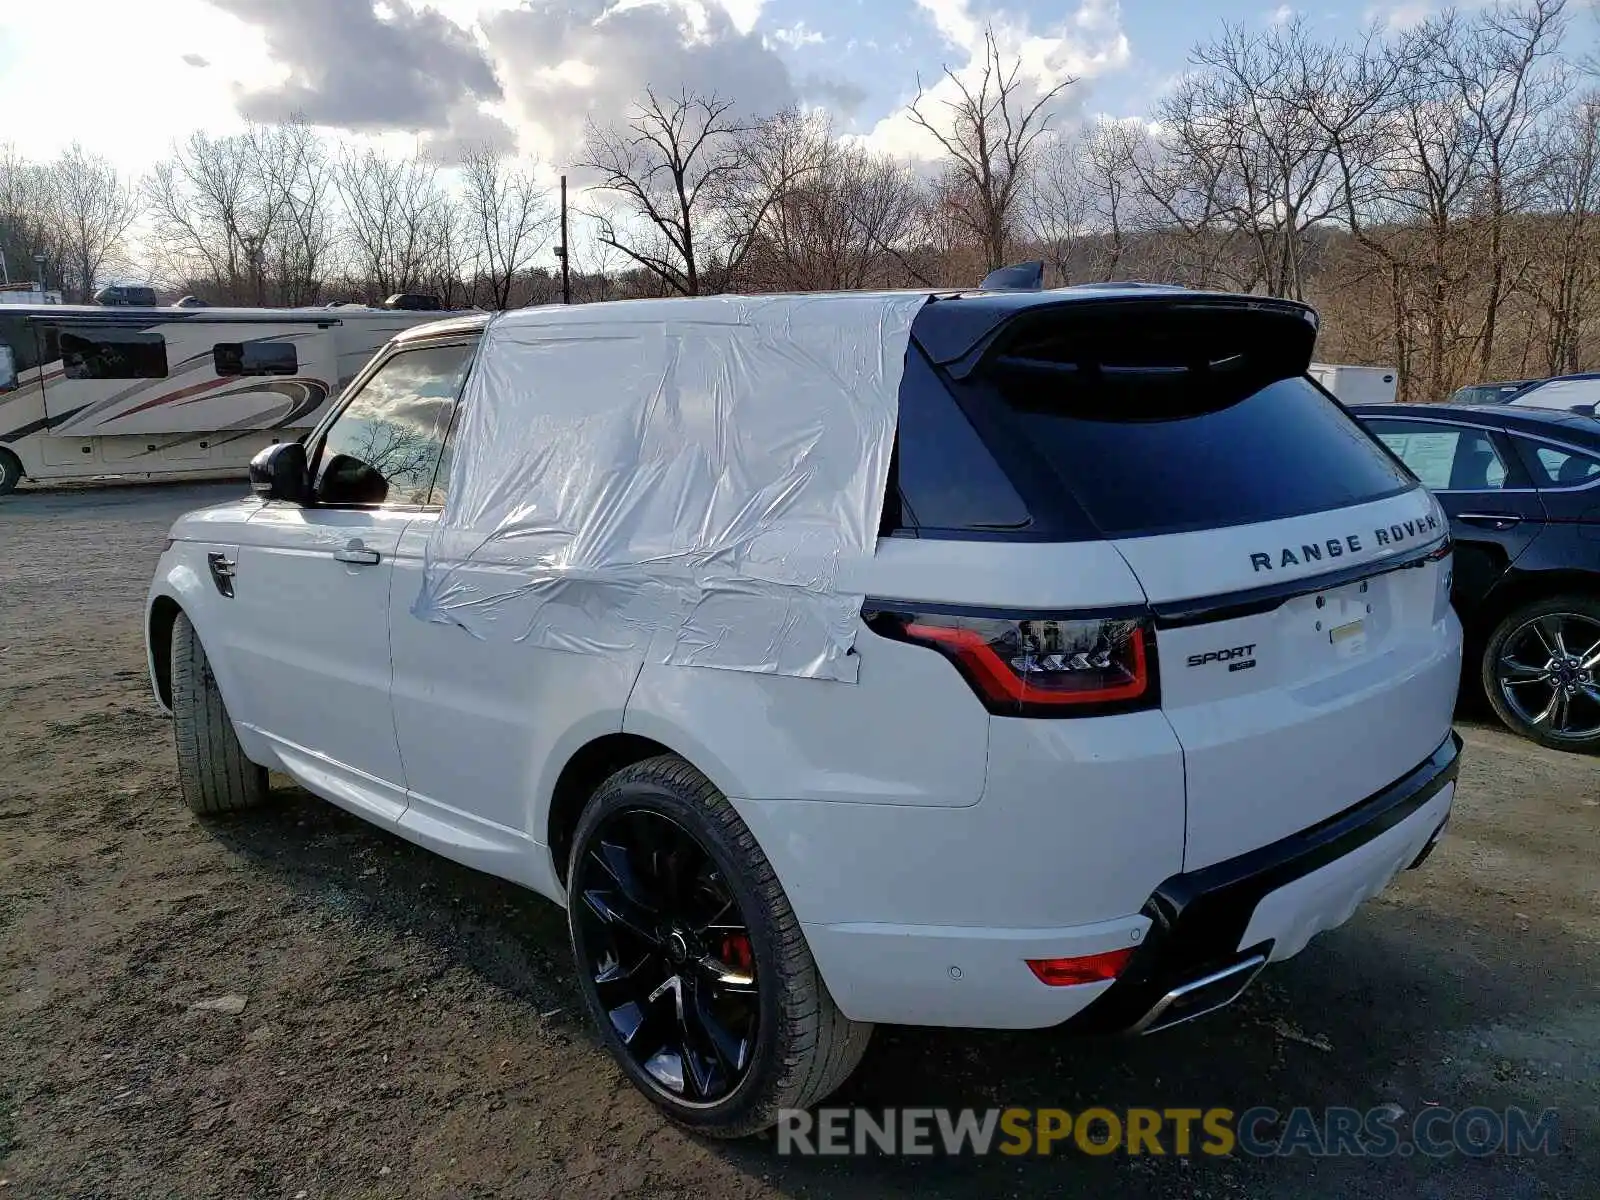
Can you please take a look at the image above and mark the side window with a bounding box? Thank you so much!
[313,342,474,508]
[1519,440,1600,488]
[59,328,168,380]
[215,340,297,376]
[1369,420,1508,491]
[892,349,1030,533]
[0,317,34,389]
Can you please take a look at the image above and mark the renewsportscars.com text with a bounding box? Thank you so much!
[776,1106,1560,1158]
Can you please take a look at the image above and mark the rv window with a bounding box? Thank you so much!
[60,329,167,380]
[0,316,42,380]
[0,345,15,392]
[215,341,298,377]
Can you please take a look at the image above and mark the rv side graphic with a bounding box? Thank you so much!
[0,304,457,493]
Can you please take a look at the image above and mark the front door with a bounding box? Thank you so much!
[226,339,474,817]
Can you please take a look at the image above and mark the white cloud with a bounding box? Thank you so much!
[709,0,765,35]
[483,0,797,165]
[771,21,826,49]
[1364,1,1433,31]
[858,0,1131,162]
[1268,4,1296,25]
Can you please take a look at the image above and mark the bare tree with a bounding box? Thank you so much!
[334,145,449,297]
[257,120,337,306]
[723,109,916,292]
[460,145,554,309]
[0,144,54,288]
[580,89,748,296]
[1026,131,1091,285]
[1520,92,1600,373]
[1445,0,1570,370]
[46,143,140,301]
[146,121,332,304]
[908,25,1076,271]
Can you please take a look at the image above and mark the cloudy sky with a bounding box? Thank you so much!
[0,0,1583,177]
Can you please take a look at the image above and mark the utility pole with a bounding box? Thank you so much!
[554,174,571,305]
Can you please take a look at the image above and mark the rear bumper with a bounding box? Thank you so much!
[1070,730,1461,1034]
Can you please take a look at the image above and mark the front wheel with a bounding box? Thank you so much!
[566,755,871,1137]
[0,448,22,496]
[171,612,269,812]
[1481,595,1600,753]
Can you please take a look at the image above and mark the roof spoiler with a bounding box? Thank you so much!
[978,260,1044,292]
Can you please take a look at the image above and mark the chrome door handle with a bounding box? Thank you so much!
[334,541,381,565]
[1458,512,1523,530]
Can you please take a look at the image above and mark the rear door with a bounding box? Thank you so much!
[950,300,1461,870]
[1361,414,1545,611]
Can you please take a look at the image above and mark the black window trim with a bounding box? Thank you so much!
[1505,430,1600,494]
[300,333,479,514]
[1361,413,1539,495]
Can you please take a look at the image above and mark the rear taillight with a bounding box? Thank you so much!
[863,607,1157,717]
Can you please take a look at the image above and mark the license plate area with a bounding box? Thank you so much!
[1282,576,1385,662]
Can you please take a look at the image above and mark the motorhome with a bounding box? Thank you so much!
[0,302,463,493]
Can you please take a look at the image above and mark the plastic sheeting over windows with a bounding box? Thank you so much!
[412,292,930,682]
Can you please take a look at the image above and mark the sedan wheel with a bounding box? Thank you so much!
[1483,597,1600,752]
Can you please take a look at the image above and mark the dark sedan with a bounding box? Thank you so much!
[1352,403,1600,752]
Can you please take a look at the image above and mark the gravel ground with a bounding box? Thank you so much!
[1,481,1596,1200]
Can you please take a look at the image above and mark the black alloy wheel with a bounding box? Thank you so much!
[571,806,760,1106]
[1484,598,1600,752]
[565,755,872,1137]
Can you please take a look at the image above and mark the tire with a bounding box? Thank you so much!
[0,448,22,496]
[1480,594,1600,753]
[566,755,871,1137]
[171,612,269,812]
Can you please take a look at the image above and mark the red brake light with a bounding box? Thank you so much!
[865,607,1156,717]
[1027,948,1136,986]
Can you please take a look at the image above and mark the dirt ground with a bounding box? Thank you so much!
[1,480,1597,1200]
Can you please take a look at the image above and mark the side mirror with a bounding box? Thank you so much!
[1568,403,1597,417]
[249,441,309,503]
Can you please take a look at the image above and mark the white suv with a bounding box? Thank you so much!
[145,286,1463,1137]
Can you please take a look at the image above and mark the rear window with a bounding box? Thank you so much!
[979,314,1414,538]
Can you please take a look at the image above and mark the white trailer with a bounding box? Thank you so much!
[1307,362,1399,406]
[0,304,458,494]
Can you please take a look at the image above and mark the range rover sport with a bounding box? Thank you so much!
[145,284,1462,1137]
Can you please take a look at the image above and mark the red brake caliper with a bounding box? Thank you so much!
[720,933,753,974]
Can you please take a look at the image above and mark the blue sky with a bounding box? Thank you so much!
[0,0,1593,175]
[757,0,1323,129]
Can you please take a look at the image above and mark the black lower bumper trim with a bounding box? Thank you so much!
[1069,731,1462,1034]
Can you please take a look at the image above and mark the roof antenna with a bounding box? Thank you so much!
[978,260,1045,292]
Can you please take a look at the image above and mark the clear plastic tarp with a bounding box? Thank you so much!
[412,292,929,682]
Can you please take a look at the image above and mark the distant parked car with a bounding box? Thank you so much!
[1506,373,1600,416]
[1353,402,1600,752]
[1447,379,1537,406]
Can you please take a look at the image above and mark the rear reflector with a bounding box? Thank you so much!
[1026,948,1136,987]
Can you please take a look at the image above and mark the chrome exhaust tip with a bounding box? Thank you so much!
[1130,951,1269,1035]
